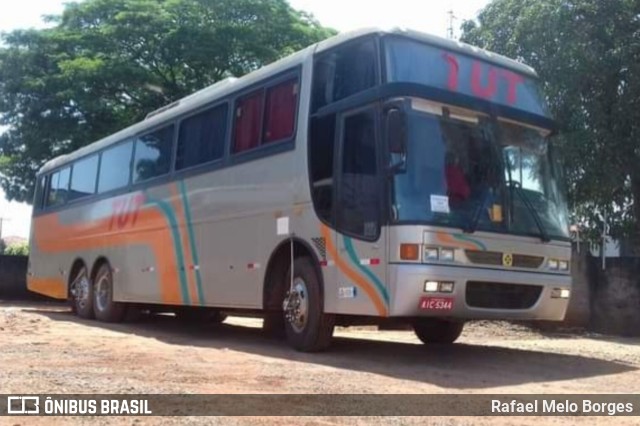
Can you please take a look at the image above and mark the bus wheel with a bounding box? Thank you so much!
[412,319,464,344]
[283,257,335,352]
[92,263,126,323]
[70,267,94,319]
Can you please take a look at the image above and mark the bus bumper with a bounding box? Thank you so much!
[388,264,571,321]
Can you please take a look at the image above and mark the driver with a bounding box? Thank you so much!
[445,151,470,205]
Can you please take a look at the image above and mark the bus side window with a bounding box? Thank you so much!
[312,39,377,112]
[133,125,174,183]
[263,78,298,143]
[69,154,99,201]
[233,89,264,153]
[337,109,380,239]
[176,104,228,170]
[47,166,70,207]
[309,114,337,225]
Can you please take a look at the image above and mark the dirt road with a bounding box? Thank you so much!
[1,301,639,425]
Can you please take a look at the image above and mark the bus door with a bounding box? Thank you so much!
[334,105,389,316]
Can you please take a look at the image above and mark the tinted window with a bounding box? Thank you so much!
[133,125,174,183]
[312,39,377,112]
[233,90,264,153]
[98,141,133,193]
[176,104,228,170]
[338,109,380,239]
[47,167,70,207]
[264,78,298,143]
[33,175,46,211]
[69,155,98,201]
[309,114,336,224]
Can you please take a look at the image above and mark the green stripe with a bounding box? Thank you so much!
[146,194,190,304]
[178,180,205,305]
[452,233,488,251]
[342,236,390,304]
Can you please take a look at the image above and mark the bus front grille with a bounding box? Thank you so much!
[465,250,544,269]
[465,282,542,309]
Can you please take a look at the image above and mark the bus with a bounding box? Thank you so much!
[27,28,572,352]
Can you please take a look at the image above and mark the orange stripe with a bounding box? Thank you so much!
[320,224,387,316]
[27,276,66,299]
[169,184,198,305]
[33,195,182,304]
[436,231,478,251]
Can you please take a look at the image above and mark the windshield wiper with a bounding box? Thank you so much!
[508,181,550,243]
[464,192,490,234]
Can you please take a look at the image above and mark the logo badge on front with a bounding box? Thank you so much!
[502,253,513,267]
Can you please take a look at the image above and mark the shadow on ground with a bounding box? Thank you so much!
[22,303,637,391]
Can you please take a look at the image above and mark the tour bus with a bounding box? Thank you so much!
[27,28,572,352]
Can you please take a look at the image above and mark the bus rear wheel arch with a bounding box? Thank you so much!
[412,318,465,344]
[91,260,126,323]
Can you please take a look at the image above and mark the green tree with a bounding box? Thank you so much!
[4,242,29,256]
[0,0,335,202]
[461,0,640,246]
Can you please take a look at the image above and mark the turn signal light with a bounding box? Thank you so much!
[400,243,420,260]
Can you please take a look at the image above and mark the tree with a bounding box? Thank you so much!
[4,242,29,256]
[461,0,640,247]
[0,0,335,202]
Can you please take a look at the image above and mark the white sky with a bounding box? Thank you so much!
[0,0,489,239]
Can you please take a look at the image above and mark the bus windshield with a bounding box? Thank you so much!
[391,100,570,240]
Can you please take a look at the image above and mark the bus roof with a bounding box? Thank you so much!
[39,27,538,175]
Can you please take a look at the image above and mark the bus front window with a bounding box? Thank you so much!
[391,100,570,240]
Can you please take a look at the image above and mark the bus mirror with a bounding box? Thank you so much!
[386,108,407,174]
[387,108,407,154]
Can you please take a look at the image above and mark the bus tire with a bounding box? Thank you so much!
[92,263,126,323]
[284,257,335,352]
[263,312,286,339]
[413,319,464,344]
[70,267,94,319]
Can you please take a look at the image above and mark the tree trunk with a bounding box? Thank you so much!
[630,173,640,256]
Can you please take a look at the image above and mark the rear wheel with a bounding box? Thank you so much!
[70,266,93,319]
[93,263,126,323]
[283,257,334,352]
[413,319,464,344]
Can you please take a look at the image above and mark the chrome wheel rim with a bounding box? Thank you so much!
[285,277,309,333]
[72,272,90,310]
[95,274,110,313]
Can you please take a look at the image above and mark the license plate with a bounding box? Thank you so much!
[419,297,454,311]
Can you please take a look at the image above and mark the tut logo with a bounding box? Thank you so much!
[7,396,40,414]
[502,253,513,267]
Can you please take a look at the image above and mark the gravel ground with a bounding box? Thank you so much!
[1,301,639,425]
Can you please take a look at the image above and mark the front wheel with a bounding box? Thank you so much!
[413,319,464,344]
[283,257,335,352]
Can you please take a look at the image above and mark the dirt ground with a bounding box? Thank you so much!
[1,301,640,425]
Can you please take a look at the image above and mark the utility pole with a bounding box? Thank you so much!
[447,10,457,40]
[0,217,9,240]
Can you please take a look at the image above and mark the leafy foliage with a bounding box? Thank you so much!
[0,0,335,202]
[461,0,640,245]
[4,242,29,256]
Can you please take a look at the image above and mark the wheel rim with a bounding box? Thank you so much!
[72,272,90,310]
[95,274,110,313]
[285,277,309,333]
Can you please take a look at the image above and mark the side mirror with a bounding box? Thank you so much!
[386,108,407,173]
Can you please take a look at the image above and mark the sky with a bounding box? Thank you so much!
[0,0,490,239]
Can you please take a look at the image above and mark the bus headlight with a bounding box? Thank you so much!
[424,247,439,261]
[558,260,569,271]
[440,248,455,261]
[548,259,559,270]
